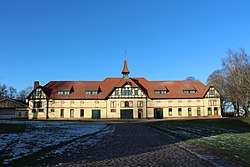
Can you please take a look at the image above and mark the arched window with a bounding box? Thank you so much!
[178,108,182,116]
[208,107,212,115]
[197,107,201,116]
[214,107,218,115]
[124,101,129,107]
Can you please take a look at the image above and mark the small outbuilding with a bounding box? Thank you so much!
[0,98,28,119]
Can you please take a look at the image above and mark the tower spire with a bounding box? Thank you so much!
[121,59,130,79]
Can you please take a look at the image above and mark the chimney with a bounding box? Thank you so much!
[34,81,39,89]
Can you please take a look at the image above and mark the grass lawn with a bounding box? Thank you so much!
[148,117,250,165]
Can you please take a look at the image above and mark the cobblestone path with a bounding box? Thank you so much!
[50,123,247,167]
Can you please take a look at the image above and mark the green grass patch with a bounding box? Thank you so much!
[147,118,250,164]
[0,123,28,134]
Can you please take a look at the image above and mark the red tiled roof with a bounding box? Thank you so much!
[37,78,213,100]
[143,80,209,99]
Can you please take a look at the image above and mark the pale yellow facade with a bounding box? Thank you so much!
[28,86,221,120]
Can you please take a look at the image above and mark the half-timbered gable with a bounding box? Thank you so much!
[109,80,147,99]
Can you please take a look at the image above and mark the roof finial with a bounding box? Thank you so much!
[124,49,127,59]
[121,53,130,79]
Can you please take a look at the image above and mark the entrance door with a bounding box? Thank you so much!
[154,108,163,119]
[138,109,143,119]
[120,109,133,119]
[92,110,101,119]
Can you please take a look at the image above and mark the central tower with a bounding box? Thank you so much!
[121,59,130,79]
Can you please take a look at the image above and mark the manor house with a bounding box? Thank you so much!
[27,60,221,119]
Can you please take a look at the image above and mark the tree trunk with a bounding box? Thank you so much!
[233,102,240,117]
[243,99,249,117]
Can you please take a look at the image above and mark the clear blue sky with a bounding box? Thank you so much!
[1,0,250,91]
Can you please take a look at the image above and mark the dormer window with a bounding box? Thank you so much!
[58,86,73,95]
[183,90,196,94]
[58,90,70,95]
[86,90,98,94]
[154,90,167,94]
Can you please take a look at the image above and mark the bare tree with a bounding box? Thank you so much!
[186,76,196,80]
[0,84,8,99]
[212,49,250,117]
[8,86,17,99]
[207,70,228,115]
[223,49,250,116]
[17,86,33,101]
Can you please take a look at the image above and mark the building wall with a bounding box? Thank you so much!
[28,97,221,119]
[0,99,28,119]
[146,98,221,118]
[106,98,147,119]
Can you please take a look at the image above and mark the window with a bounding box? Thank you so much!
[188,108,192,116]
[183,90,196,94]
[209,89,215,95]
[115,89,119,96]
[154,90,167,94]
[37,101,42,108]
[121,101,133,108]
[51,109,55,112]
[32,109,36,113]
[33,101,42,108]
[208,100,217,106]
[24,112,28,117]
[134,90,139,96]
[110,101,116,108]
[214,107,218,115]
[60,109,64,117]
[80,109,84,117]
[38,109,44,112]
[121,101,124,107]
[137,101,143,108]
[34,89,42,96]
[129,101,133,107]
[169,108,172,116]
[124,101,129,107]
[208,107,212,115]
[111,109,116,112]
[70,109,74,118]
[197,108,201,116]
[18,112,21,117]
[178,108,182,116]
[121,89,132,96]
[86,90,98,94]
[58,90,70,95]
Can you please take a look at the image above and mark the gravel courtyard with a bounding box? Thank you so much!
[48,123,248,167]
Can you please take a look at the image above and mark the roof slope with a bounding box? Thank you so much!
[0,98,28,108]
[39,78,212,100]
